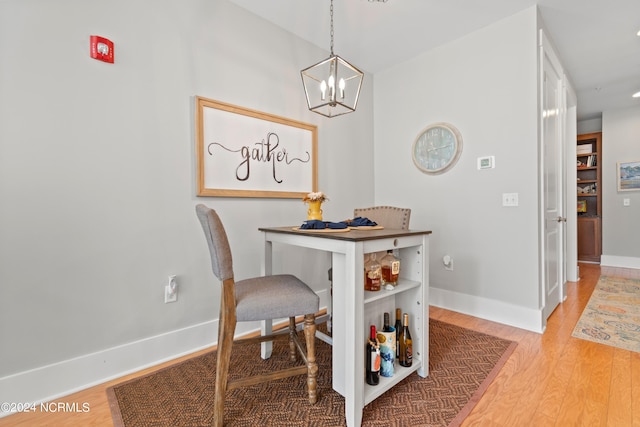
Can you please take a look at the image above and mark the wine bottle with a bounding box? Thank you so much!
[382,312,392,332]
[398,313,413,367]
[379,312,396,377]
[366,325,380,385]
[394,308,402,359]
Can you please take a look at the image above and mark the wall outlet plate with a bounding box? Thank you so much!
[165,285,177,303]
[502,193,519,207]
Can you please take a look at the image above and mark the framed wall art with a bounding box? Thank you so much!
[195,96,318,198]
[617,160,640,192]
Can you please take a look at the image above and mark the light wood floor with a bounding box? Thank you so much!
[2,263,639,426]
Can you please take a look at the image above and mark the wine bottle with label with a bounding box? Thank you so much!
[379,312,396,377]
[366,325,380,385]
[394,308,402,359]
[398,313,413,367]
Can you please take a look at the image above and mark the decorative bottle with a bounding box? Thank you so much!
[365,253,381,292]
[366,325,380,386]
[398,313,413,367]
[379,312,395,377]
[381,250,400,289]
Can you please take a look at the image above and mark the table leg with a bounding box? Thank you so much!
[332,243,365,426]
[261,238,273,359]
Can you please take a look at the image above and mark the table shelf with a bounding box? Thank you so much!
[364,279,421,304]
[364,361,422,405]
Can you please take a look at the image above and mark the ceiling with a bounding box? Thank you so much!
[227,0,640,121]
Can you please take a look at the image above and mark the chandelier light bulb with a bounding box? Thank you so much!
[320,80,327,100]
[339,78,345,99]
[328,75,335,100]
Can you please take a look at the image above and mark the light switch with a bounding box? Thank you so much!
[623,198,631,206]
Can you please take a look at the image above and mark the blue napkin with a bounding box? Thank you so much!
[347,217,378,227]
[300,220,348,229]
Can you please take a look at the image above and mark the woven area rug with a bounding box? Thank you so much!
[107,319,516,427]
[572,275,640,353]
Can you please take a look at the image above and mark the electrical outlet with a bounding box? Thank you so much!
[502,193,519,207]
[164,275,177,303]
[445,259,454,271]
[165,285,177,303]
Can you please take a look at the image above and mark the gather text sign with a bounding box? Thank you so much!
[195,97,317,198]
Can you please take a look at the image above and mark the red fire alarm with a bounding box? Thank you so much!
[90,35,114,63]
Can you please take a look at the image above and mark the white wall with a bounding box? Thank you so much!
[0,0,374,407]
[577,117,602,134]
[601,106,640,267]
[374,7,543,329]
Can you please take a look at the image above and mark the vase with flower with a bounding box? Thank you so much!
[303,191,328,221]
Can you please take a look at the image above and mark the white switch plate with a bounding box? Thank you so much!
[623,198,631,206]
[502,193,519,207]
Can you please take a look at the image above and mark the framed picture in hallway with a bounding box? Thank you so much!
[195,96,318,198]
[617,160,640,192]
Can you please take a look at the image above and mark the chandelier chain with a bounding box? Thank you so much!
[329,0,334,56]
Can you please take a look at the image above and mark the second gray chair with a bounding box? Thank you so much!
[353,206,411,230]
[195,204,319,427]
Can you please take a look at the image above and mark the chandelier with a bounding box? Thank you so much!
[300,0,364,118]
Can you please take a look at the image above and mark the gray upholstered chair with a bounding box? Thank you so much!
[353,206,411,230]
[195,204,319,427]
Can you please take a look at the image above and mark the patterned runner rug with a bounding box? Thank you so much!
[108,319,516,427]
[572,275,640,353]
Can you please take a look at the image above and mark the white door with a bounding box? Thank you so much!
[540,32,565,321]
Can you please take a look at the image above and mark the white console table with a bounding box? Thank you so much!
[259,226,431,427]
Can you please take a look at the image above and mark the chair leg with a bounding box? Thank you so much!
[213,309,236,427]
[288,317,297,362]
[304,313,318,404]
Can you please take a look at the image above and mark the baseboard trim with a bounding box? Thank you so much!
[1,290,330,418]
[600,255,640,269]
[0,318,219,418]
[429,287,544,333]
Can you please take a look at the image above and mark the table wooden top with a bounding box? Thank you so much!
[258,226,432,242]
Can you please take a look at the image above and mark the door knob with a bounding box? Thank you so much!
[556,216,566,223]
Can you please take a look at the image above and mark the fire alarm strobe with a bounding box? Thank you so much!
[90,35,114,63]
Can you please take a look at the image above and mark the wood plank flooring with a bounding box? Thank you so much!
[1,263,639,426]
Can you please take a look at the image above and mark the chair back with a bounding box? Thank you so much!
[353,206,411,230]
[196,204,234,281]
